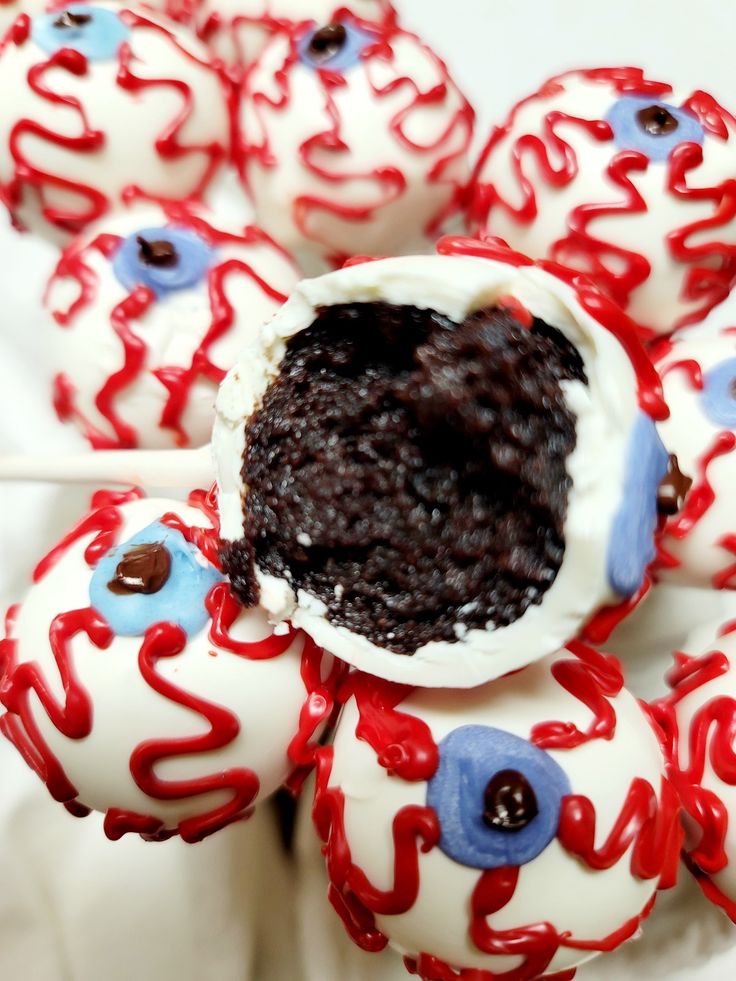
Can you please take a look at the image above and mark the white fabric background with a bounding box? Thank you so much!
[2,0,736,978]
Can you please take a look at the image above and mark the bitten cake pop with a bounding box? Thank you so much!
[469,67,736,338]
[313,643,681,979]
[196,0,395,73]
[236,14,474,272]
[653,295,736,590]
[214,239,674,688]
[0,3,230,239]
[46,201,300,449]
[0,488,341,842]
[659,619,736,922]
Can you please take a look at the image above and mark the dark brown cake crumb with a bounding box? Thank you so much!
[223,302,587,655]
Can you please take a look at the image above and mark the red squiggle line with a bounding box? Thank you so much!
[404,955,577,981]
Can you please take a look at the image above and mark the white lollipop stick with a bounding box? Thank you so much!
[0,446,215,488]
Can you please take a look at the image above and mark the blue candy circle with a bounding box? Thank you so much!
[89,521,223,638]
[702,357,736,428]
[605,95,704,163]
[298,20,378,73]
[426,725,571,870]
[607,412,669,598]
[112,226,215,298]
[32,5,130,61]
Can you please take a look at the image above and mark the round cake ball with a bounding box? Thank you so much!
[660,619,736,922]
[236,14,474,273]
[0,488,341,842]
[214,239,674,688]
[313,643,681,978]
[652,294,736,590]
[196,0,395,73]
[469,67,736,338]
[46,201,300,449]
[0,3,231,239]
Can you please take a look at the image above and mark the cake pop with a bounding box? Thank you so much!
[659,619,736,922]
[313,643,681,980]
[0,3,231,239]
[653,294,736,590]
[0,487,342,842]
[213,239,674,689]
[196,0,395,73]
[469,67,736,338]
[236,14,474,272]
[46,201,300,449]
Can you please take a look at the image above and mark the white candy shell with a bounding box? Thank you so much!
[0,491,340,842]
[469,68,736,337]
[45,202,300,449]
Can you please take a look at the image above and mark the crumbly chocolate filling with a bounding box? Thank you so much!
[222,302,587,655]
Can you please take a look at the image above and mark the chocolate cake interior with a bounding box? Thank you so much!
[223,302,587,655]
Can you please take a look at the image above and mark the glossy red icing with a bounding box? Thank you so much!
[469,67,736,336]
[49,210,292,449]
[239,20,474,268]
[0,9,229,235]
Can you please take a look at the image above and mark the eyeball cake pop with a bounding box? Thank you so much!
[236,15,474,272]
[0,487,341,842]
[214,238,672,689]
[196,0,396,73]
[0,3,231,239]
[313,643,681,979]
[652,294,736,590]
[46,201,300,450]
[469,67,736,338]
[659,619,736,922]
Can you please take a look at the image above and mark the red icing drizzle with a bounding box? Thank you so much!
[1,9,229,235]
[49,209,293,448]
[239,20,474,268]
[469,66,736,335]
[1,489,339,841]
[313,656,680,978]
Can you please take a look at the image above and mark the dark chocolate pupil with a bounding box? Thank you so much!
[137,236,179,268]
[657,453,692,516]
[482,769,539,832]
[54,11,92,28]
[308,23,347,60]
[108,543,172,595]
[223,302,587,656]
[637,105,679,136]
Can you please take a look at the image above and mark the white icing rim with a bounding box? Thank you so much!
[214,254,639,687]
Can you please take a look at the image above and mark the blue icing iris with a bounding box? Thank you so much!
[607,412,669,597]
[605,95,704,163]
[112,226,215,298]
[702,357,736,428]
[298,20,378,73]
[89,522,223,638]
[426,725,571,870]
[32,6,130,61]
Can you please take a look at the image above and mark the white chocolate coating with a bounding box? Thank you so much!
[238,20,473,273]
[655,294,736,590]
[0,494,336,840]
[0,3,230,240]
[195,0,395,71]
[0,0,51,37]
[320,647,673,975]
[470,68,736,337]
[45,202,299,449]
[213,251,652,688]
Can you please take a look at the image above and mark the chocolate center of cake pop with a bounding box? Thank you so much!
[657,453,692,516]
[636,105,679,136]
[307,23,348,61]
[224,303,586,654]
[108,542,172,595]
[137,236,179,268]
[482,769,539,832]
[53,10,92,28]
